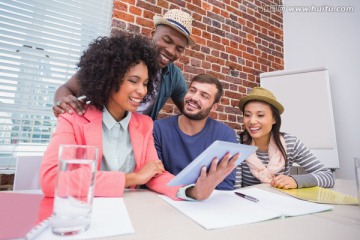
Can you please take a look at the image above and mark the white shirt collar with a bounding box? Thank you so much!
[102,107,132,130]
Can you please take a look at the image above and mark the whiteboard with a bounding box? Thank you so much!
[260,67,339,169]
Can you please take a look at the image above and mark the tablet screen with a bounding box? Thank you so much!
[167,140,257,186]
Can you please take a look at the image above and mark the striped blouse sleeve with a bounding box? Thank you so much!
[288,134,335,188]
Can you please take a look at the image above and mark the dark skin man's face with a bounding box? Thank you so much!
[151,25,188,68]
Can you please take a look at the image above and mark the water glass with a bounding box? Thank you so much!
[51,145,98,236]
[355,157,360,208]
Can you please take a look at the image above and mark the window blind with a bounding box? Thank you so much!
[0,0,113,171]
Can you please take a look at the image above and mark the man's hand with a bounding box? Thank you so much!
[186,153,239,200]
[53,95,86,117]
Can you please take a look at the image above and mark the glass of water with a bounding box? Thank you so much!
[355,157,360,208]
[51,144,98,236]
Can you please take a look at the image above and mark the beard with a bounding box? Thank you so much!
[182,101,213,121]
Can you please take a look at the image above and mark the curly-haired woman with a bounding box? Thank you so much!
[40,32,182,199]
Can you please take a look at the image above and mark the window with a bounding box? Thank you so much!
[0,0,113,171]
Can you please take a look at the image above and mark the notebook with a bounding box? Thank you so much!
[276,186,359,205]
[167,140,257,186]
[0,192,44,240]
[159,188,333,230]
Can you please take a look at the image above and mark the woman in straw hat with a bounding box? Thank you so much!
[237,87,335,189]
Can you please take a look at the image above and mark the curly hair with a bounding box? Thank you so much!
[77,31,160,111]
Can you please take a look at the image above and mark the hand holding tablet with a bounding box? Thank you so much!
[167,141,257,186]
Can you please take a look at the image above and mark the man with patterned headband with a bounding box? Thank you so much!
[53,9,193,120]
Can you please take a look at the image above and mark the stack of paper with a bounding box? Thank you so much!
[34,198,134,239]
[277,186,359,205]
[159,188,333,230]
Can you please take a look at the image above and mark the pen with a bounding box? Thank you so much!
[234,192,259,203]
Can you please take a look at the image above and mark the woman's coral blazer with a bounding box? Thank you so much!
[40,107,180,200]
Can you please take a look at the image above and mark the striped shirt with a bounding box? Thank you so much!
[235,133,335,189]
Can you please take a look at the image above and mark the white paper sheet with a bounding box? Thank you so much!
[33,198,134,239]
[159,188,333,230]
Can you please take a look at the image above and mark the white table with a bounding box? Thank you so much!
[11,179,360,240]
[111,179,360,240]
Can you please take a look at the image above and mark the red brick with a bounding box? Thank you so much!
[129,6,142,16]
[143,10,155,20]
[202,31,211,40]
[186,49,205,59]
[186,3,206,15]
[167,0,186,7]
[179,55,190,64]
[211,50,220,57]
[222,24,230,32]
[212,35,221,43]
[230,40,238,49]
[219,113,227,121]
[221,97,230,105]
[121,0,135,3]
[212,64,221,72]
[222,38,230,46]
[202,61,211,69]
[201,1,210,9]
[136,17,153,27]
[192,13,202,22]
[221,10,230,18]
[190,58,201,67]
[157,0,169,8]
[193,35,206,46]
[193,0,202,7]
[113,10,135,23]
[247,34,255,42]
[113,1,128,12]
[137,1,161,13]
[243,52,257,61]
[184,65,205,75]
[207,40,225,51]
[206,55,225,65]
[226,46,242,58]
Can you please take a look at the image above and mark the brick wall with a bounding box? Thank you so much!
[112,0,284,133]
[0,174,14,191]
[0,1,284,191]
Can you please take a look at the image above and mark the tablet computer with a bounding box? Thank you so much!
[167,140,257,186]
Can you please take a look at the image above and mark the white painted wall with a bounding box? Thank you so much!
[282,0,360,179]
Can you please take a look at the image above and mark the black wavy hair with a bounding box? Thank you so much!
[77,31,160,111]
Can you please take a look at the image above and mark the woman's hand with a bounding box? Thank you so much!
[125,160,165,186]
[270,175,298,189]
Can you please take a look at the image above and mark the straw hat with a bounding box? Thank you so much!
[153,9,195,45]
[238,87,284,114]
